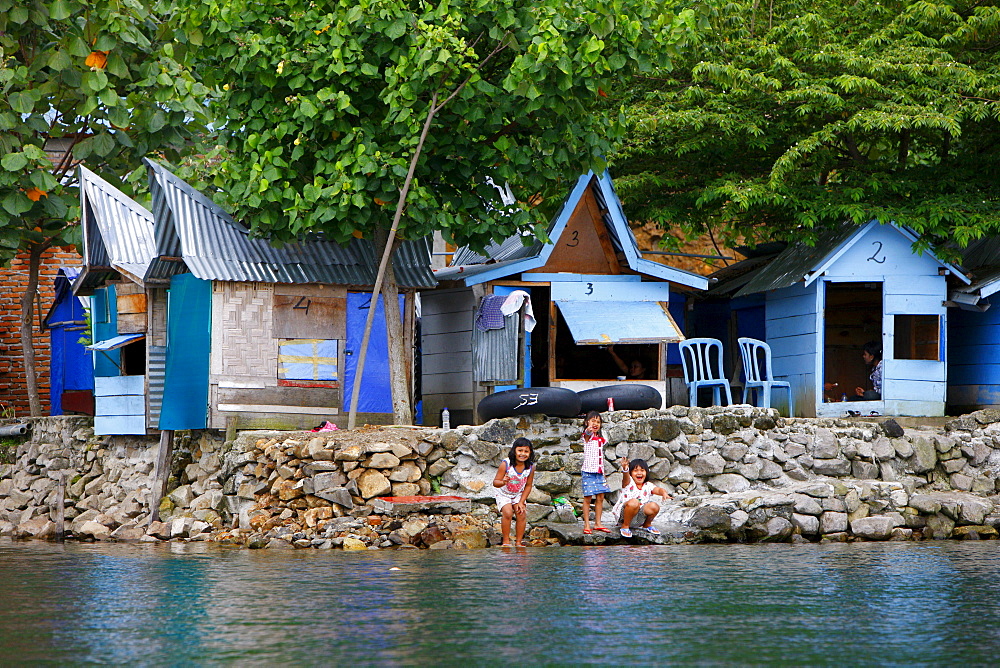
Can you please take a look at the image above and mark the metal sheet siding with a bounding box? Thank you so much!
[144,159,435,288]
[472,313,520,382]
[147,345,166,428]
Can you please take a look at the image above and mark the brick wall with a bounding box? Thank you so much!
[0,247,83,417]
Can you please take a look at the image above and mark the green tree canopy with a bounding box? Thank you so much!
[176,0,705,250]
[0,0,211,415]
[613,0,1000,253]
[0,0,210,254]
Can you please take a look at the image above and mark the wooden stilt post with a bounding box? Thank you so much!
[54,472,65,542]
[149,429,174,525]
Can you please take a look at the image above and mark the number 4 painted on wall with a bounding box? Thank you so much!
[293,296,311,314]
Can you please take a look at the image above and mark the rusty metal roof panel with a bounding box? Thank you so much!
[144,160,435,288]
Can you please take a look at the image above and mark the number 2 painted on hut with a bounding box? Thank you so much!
[868,241,886,264]
[293,296,311,314]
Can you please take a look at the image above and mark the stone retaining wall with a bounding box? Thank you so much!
[4,407,1000,547]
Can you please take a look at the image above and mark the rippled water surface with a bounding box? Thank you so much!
[1,539,999,665]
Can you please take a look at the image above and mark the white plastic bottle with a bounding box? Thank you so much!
[441,407,450,430]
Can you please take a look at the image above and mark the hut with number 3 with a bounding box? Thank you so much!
[422,171,709,426]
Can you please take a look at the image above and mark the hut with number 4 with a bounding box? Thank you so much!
[422,171,709,426]
[74,161,435,435]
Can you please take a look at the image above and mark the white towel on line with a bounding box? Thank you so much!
[499,290,536,333]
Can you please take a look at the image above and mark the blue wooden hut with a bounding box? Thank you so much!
[944,237,1000,412]
[718,220,967,417]
[424,171,709,425]
[43,266,94,415]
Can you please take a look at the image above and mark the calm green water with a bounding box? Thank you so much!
[1,538,998,665]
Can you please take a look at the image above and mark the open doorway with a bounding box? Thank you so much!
[824,282,881,402]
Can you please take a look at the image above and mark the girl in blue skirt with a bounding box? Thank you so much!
[580,411,611,534]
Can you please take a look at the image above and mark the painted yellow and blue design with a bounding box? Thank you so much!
[278,339,338,387]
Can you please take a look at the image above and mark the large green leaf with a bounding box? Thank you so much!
[1,192,31,216]
[7,92,34,114]
[0,152,27,171]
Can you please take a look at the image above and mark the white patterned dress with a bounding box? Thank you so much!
[495,458,533,511]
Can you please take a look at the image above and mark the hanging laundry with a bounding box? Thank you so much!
[500,290,536,333]
[475,294,508,331]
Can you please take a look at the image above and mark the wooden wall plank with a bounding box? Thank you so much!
[272,294,346,339]
[218,385,340,406]
[273,284,346,298]
[423,370,473,394]
[883,379,945,401]
[94,415,146,435]
[422,331,473,355]
[884,294,945,315]
[421,309,472,336]
[95,375,144,396]
[96,394,145,415]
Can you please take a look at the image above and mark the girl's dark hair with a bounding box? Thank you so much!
[863,340,882,362]
[585,410,602,424]
[629,458,649,473]
[507,437,535,468]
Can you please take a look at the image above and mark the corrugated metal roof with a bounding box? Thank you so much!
[144,159,435,288]
[75,166,156,294]
[451,233,544,266]
[735,221,860,297]
[472,312,520,382]
[948,236,1000,300]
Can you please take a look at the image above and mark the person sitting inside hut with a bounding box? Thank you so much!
[853,341,883,400]
[608,345,649,380]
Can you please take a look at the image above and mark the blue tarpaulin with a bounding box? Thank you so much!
[159,273,211,429]
[342,292,404,413]
[279,339,338,382]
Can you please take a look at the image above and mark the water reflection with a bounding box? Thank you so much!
[1,540,999,665]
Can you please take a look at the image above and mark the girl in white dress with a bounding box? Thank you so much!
[491,437,535,547]
[612,458,671,538]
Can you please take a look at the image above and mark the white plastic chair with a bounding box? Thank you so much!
[738,337,793,416]
[679,338,734,407]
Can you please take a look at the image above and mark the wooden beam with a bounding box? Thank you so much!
[149,429,174,525]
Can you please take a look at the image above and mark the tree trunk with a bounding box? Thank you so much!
[20,242,48,417]
[374,226,413,425]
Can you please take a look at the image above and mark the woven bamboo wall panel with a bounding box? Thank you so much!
[215,282,277,382]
